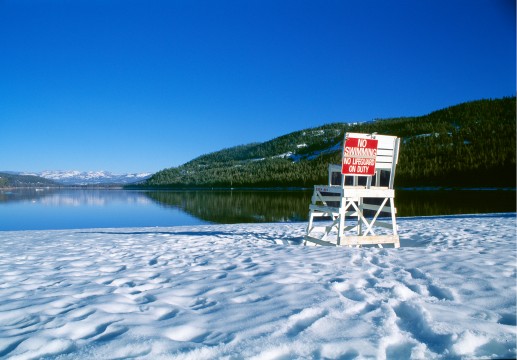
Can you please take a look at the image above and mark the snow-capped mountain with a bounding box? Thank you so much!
[20,170,152,185]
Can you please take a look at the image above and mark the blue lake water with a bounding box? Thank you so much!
[0,189,207,231]
[0,188,515,231]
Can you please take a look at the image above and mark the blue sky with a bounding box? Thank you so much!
[1,0,515,174]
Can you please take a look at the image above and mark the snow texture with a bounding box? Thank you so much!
[0,214,515,359]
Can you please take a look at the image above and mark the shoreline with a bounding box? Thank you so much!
[0,212,515,234]
[2,186,516,191]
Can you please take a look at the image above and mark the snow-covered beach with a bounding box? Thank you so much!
[0,214,515,359]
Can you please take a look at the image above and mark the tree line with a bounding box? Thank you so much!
[136,97,516,189]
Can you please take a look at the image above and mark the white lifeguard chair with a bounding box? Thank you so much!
[304,132,401,248]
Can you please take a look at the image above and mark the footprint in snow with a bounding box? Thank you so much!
[154,307,179,321]
[370,255,390,268]
[341,287,366,302]
[212,272,228,280]
[164,325,209,343]
[498,312,517,326]
[407,267,427,280]
[427,283,455,301]
[283,307,328,337]
[190,297,217,311]
[394,301,452,354]
[94,324,129,342]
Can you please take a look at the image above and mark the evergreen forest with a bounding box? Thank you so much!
[0,173,58,188]
[138,97,516,188]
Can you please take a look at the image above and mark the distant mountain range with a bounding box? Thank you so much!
[1,171,151,187]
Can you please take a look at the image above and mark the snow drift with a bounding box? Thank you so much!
[0,214,515,359]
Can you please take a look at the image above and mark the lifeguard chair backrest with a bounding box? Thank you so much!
[370,133,400,188]
[328,133,400,188]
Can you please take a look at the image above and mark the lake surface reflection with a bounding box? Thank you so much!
[0,188,515,231]
[0,189,206,231]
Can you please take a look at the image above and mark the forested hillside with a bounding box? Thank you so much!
[141,97,516,188]
[0,173,58,188]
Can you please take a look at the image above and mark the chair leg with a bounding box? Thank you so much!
[357,198,363,236]
[337,211,345,246]
[390,198,398,235]
[390,198,400,248]
[304,210,315,246]
[307,210,314,234]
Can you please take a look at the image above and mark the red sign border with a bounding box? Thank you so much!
[341,137,378,176]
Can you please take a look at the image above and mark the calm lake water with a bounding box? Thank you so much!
[0,188,515,231]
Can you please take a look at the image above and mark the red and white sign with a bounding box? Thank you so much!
[341,137,378,175]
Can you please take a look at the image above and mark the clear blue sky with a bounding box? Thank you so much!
[1,0,515,174]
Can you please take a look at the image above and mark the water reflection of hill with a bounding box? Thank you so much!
[145,189,516,224]
[0,189,153,206]
[2,189,513,227]
[396,190,516,217]
[144,190,313,224]
[0,188,57,203]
